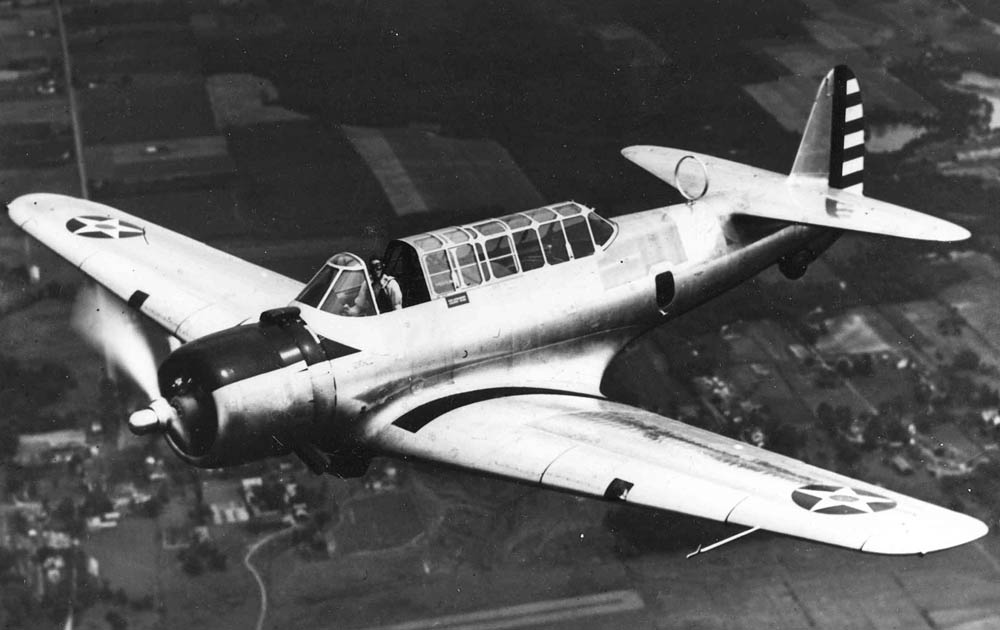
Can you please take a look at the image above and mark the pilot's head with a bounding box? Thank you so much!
[369,256,385,280]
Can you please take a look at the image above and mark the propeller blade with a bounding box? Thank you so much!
[71,284,160,401]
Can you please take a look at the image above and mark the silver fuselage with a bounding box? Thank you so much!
[291,200,828,447]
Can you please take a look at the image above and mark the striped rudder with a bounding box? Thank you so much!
[790,65,865,195]
[827,65,864,194]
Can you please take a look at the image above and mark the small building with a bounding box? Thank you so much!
[888,454,914,475]
[923,423,980,462]
[85,512,120,531]
[926,459,970,479]
[982,408,1000,428]
[15,429,89,466]
[210,502,249,525]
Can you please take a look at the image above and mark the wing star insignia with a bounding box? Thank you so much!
[66,215,145,239]
[791,484,896,515]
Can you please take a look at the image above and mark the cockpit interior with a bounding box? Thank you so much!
[294,201,617,316]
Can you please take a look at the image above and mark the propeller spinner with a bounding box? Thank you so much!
[128,397,176,435]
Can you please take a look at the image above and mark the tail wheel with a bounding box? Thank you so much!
[778,250,812,280]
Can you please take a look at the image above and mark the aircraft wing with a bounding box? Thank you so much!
[8,193,303,342]
[370,393,987,554]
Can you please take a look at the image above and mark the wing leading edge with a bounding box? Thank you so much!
[371,393,987,554]
[8,193,303,342]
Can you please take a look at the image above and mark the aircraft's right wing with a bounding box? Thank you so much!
[8,193,303,342]
[368,393,987,554]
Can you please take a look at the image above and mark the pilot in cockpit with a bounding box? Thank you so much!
[369,256,402,312]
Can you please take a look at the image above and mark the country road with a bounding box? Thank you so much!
[244,525,299,630]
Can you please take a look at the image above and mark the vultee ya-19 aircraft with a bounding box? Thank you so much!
[8,66,988,555]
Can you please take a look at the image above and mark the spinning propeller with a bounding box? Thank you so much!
[71,285,182,437]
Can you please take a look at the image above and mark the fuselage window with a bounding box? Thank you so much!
[297,265,336,307]
[424,250,457,295]
[588,214,615,247]
[322,269,375,316]
[538,220,570,265]
[474,220,505,236]
[485,235,517,278]
[554,203,581,217]
[501,213,531,230]
[453,243,483,287]
[512,228,544,271]
[524,208,556,222]
[392,206,615,301]
[441,228,469,244]
[414,234,444,252]
[564,216,595,258]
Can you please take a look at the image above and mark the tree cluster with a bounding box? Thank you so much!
[177,539,227,576]
[815,402,910,457]
[0,547,36,628]
[0,353,78,462]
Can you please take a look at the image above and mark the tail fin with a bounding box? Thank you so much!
[621,64,968,241]
[791,65,864,194]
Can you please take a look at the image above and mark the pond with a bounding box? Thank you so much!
[867,123,928,153]
[954,71,1000,129]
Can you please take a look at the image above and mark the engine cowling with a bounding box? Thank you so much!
[150,307,338,468]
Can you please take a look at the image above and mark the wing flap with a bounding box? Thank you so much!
[9,193,303,341]
[541,445,631,496]
[371,393,987,554]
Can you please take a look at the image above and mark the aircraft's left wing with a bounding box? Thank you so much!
[369,393,987,554]
[8,193,303,341]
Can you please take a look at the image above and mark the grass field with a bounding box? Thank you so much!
[0,98,71,126]
[815,310,892,355]
[83,516,159,599]
[79,78,217,144]
[345,125,544,218]
[0,165,78,197]
[0,296,106,417]
[334,491,424,553]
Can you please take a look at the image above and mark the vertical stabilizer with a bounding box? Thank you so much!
[790,65,864,194]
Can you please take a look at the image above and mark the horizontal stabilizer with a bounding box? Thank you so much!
[622,145,969,242]
[752,185,970,242]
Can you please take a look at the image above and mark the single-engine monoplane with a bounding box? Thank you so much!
[9,66,987,555]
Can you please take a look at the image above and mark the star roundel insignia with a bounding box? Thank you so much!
[791,484,896,515]
[65,215,144,239]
